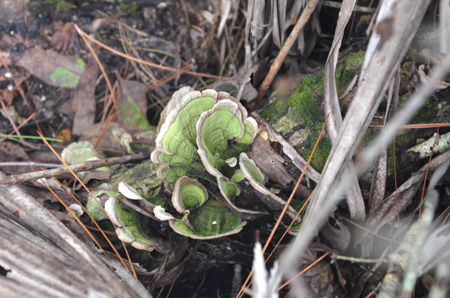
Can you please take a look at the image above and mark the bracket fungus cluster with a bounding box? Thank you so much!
[149,87,299,240]
[85,183,166,252]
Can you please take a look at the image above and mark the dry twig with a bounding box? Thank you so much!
[0,154,147,185]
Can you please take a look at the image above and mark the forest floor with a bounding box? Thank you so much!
[1,0,450,297]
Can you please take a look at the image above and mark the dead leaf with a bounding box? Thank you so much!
[48,23,80,54]
[320,214,351,251]
[17,48,85,88]
[293,246,344,297]
[71,60,98,136]
[0,142,29,162]
[118,79,149,128]
[418,65,450,90]
[57,128,72,144]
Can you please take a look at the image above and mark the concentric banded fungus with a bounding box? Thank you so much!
[168,199,246,240]
[196,99,258,180]
[151,88,258,190]
[87,190,117,222]
[61,141,99,165]
[153,176,246,239]
[105,196,162,251]
[68,204,83,218]
[151,88,219,190]
[118,182,144,200]
[61,141,110,180]
[239,153,299,221]
[172,176,208,214]
[217,176,266,220]
[149,87,300,239]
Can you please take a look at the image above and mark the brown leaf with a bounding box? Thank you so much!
[17,48,85,88]
[293,247,344,297]
[320,214,351,251]
[0,142,29,162]
[71,61,98,136]
[117,79,149,128]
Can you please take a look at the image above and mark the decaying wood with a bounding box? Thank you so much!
[252,112,321,183]
[0,172,151,298]
[249,135,294,187]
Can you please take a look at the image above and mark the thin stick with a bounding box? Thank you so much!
[419,126,441,218]
[256,0,319,101]
[0,154,147,185]
[370,123,450,129]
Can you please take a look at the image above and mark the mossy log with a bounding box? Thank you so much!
[260,48,450,189]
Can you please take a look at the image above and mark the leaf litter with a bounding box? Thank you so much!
[0,0,450,297]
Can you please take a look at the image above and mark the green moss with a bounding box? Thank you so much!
[302,139,332,171]
[261,98,288,122]
[413,100,438,123]
[120,2,140,15]
[45,0,70,12]
[287,70,324,112]
[260,51,369,171]
[335,50,365,94]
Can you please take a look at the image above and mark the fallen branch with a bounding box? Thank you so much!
[0,154,147,185]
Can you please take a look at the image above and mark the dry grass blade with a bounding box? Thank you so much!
[378,159,449,298]
[372,123,450,129]
[323,0,365,221]
[368,71,399,217]
[357,149,450,247]
[418,123,442,217]
[280,0,435,291]
[440,0,450,53]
